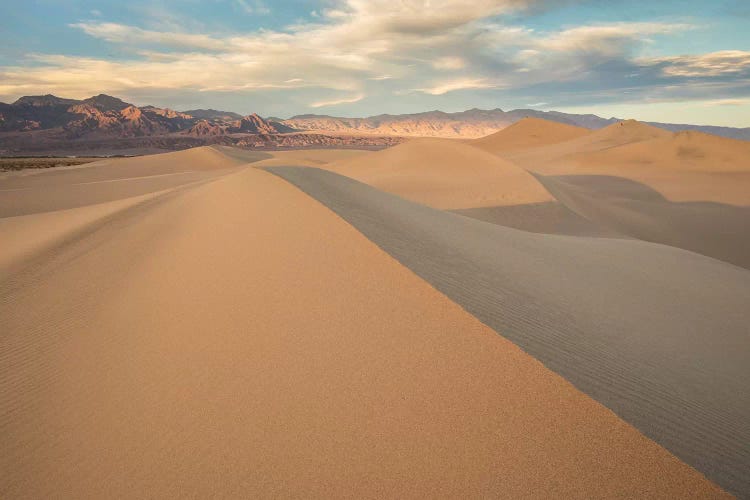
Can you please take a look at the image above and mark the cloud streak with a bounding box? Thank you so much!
[416,79,498,95]
[309,93,365,108]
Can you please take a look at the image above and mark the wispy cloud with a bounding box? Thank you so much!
[432,57,466,70]
[703,98,750,106]
[650,50,750,77]
[309,93,365,108]
[70,22,227,51]
[416,79,498,95]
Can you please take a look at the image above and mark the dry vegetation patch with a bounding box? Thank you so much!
[0,157,99,172]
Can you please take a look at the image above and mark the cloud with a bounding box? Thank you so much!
[432,57,466,70]
[703,98,750,106]
[309,93,365,108]
[70,22,227,51]
[507,22,692,82]
[234,0,270,15]
[0,1,747,117]
[537,22,690,55]
[416,78,498,95]
[649,50,750,77]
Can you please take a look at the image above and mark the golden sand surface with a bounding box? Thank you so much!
[0,151,731,498]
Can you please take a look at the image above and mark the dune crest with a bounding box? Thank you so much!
[326,137,553,209]
[472,117,590,153]
[502,119,672,167]
[269,166,750,497]
[586,119,672,145]
[0,146,267,217]
[571,128,750,173]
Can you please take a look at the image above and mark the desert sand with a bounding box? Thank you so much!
[271,166,750,496]
[1,138,748,498]
[469,118,750,268]
[489,118,750,205]
[326,137,553,209]
[472,117,590,152]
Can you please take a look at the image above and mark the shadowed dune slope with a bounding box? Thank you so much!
[325,137,553,209]
[484,120,750,249]
[472,117,590,153]
[452,201,624,237]
[534,174,750,269]
[0,165,730,498]
[0,146,260,217]
[268,166,750,498]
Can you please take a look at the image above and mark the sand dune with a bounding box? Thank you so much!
[0,189,176,276]
[501,119,750,204]
[2,143,748,497]
[465,118,750,264]
[326,137,553,209]
[534,173,750,269]
[250,148,373,168]
[0,146,260,191]
[503,119,673,169]
[0,146,262,217]
[0,158,732,498]
[582,119,672,145]
[452,201,624,237]
[572,129,750,173]
[269,166,750,497]
[472,117,590,153]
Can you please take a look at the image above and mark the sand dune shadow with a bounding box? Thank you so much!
[534,173,750,269]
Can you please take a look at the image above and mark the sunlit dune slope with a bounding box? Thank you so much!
[499,120,750,206]
[571,129,750,173]
[472,117,590,153]
[251,148,373,168]
[0,146,261,217]
[1,146,260,190]
[326,137,553,209]
[582,119,672,146]
[502,120,671,168]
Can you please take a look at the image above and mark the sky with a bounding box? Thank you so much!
[0,0,749,126]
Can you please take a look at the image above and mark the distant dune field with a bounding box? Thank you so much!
[467,118,750,268]
[1,124,749,498]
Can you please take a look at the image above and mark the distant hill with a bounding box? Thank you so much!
[182,109,244,121]
[0,94,297,140]
[283,108,750,141]
[1,93,748,154]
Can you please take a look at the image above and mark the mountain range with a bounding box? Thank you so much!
[1,94,748,155]
[0,94,293,138]
[284,109,750,140]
